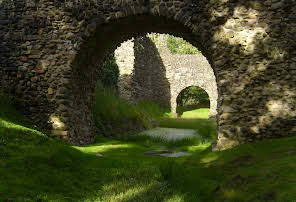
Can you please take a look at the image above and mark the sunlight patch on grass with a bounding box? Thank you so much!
[99,182,157,202]
[199,154,220,163]
[74,144,134,154]
[186,144,212,152]
[164,194,185,202]
[223,189,242,200]
[180,108,210,119]
[0,118,44,137]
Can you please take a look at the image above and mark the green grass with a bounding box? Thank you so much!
[1,92,296,201]
[180,108,210,119]
[93,86,143,124]
[93,85,169,134]
[118,132,205,150]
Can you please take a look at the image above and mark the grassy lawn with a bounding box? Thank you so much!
[1,94,296,201]
[180,108,210,119]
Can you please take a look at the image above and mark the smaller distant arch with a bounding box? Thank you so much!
[175,86,215,118]
[172,84,217,118]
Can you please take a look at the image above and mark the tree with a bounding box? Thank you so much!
[166,35,200,55]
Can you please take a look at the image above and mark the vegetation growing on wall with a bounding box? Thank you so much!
[167,35,200,55]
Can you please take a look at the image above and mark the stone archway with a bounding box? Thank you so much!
[172,84,217,118]
[174,86,213,117]
[1,0,296,150]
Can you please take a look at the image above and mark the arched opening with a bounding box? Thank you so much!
[1,1,296,200]
[93,32,217,138]
[39,5,294,150]
[176,86,210,119]
[67,15,221,146]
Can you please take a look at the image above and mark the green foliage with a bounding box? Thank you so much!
[93,84,141,124]
[167,35,200,55]
[148,33,161,44]
[93,83,170,135]
[137,100,170,121]
[177,86,210,115]
[99,53,119,88]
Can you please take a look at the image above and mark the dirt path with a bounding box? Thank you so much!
[139,127,200,141]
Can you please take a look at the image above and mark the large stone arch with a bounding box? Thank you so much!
[1,0,296,150]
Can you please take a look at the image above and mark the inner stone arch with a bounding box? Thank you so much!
[175,86,211,117]
[174,85,217,118]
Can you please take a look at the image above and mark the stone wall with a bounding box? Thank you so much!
[116,36,171,108]
[115,34,218,117]
[1,0,296,150]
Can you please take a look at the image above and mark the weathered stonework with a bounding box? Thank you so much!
[1,0,296,150]
[115,36,171,109]
[115,34,218,117]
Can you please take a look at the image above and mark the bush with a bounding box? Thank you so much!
[99,53,119,88]
[167,35,200,55]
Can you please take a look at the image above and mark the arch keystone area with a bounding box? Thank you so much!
[1,0,296,150]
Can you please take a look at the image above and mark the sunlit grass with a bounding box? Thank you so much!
[120,132,204,149]
[74,143,134,154]
[180,108,210,119]
[93,85,170,134]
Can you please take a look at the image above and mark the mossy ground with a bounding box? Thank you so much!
[1,93,296,201]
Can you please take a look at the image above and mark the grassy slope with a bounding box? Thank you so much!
[1,94,296,201]
[93,86,169,135]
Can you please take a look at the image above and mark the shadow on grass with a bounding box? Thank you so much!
[1,94,296,201]
[2,118,296,201]
[0,118,202,201]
